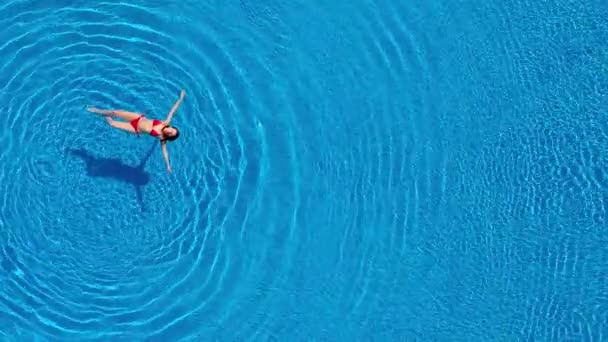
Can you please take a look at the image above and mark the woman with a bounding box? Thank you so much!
[87,90,185,173]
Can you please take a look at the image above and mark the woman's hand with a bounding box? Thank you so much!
[180,90,185,99]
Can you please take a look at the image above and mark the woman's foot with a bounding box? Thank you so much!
[87,106,114,116]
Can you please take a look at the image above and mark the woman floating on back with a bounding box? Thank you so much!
[87,90,185,173]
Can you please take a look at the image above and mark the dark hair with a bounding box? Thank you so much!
[162,126,180,142]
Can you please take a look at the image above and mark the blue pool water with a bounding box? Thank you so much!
[0,0,607,340]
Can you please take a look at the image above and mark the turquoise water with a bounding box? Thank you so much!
[0,0,607,340]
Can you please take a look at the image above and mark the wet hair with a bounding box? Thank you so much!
[162,126,180,142]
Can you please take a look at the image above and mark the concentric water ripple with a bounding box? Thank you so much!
[1,0,608,340]
[0,1,296,340]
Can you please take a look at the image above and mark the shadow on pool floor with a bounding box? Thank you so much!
[66,143,156,211]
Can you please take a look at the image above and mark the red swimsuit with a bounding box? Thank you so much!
[130,114,163,137]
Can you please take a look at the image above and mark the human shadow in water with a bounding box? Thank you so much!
[66,143,157,211]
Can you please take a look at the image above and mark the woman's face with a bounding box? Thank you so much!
[163,126,178,137]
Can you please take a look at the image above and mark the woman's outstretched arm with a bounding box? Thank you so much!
[164,90,185,124]
[161,141,172,173]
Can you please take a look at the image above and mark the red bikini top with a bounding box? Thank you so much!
[150,120,163,137]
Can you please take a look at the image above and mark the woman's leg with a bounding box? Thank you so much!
[87,107,114,116]
[87,107,142,122]
[105,117,138,134]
